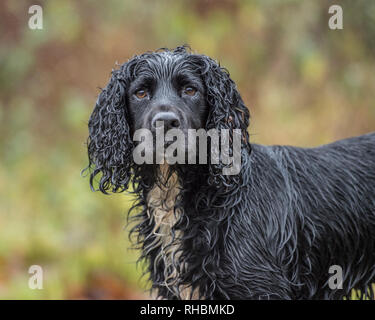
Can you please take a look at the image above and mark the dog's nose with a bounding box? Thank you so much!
[151,112,181,131]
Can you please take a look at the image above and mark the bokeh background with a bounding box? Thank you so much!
[0,0,374,299]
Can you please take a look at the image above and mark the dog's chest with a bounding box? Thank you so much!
[146,168,199,299]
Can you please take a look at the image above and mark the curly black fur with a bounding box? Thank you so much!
[85,46,375,300]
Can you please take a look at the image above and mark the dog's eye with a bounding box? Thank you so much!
[183,86,196,96]
[135,89,148,99]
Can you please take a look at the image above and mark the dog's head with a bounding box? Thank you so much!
[86,46,250,193]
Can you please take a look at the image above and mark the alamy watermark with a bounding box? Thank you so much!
[27,4,343,31]
[132,122,242,175]
[328,5,343,30]
[328,265,343,290]
[28,5,43,30]
[28,265,43,289]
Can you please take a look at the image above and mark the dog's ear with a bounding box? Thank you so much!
[86,65,133,194]
[197,55,251,189]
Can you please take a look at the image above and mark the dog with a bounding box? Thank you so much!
[85,46,375,299]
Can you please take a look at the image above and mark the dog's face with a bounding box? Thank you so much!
[86,47,251,193]
[127,53,209,134]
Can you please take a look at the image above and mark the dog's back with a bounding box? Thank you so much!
[230,132,375,299]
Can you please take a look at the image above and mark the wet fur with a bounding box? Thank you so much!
[85,46,375,299]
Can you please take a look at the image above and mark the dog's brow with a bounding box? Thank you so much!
[174,72,203,89]
[132,75,155,88]
[174,73,190,84]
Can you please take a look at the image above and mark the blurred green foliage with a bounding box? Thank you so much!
[0,0,374,299]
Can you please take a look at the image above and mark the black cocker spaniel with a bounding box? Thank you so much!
[85,46,375,300]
